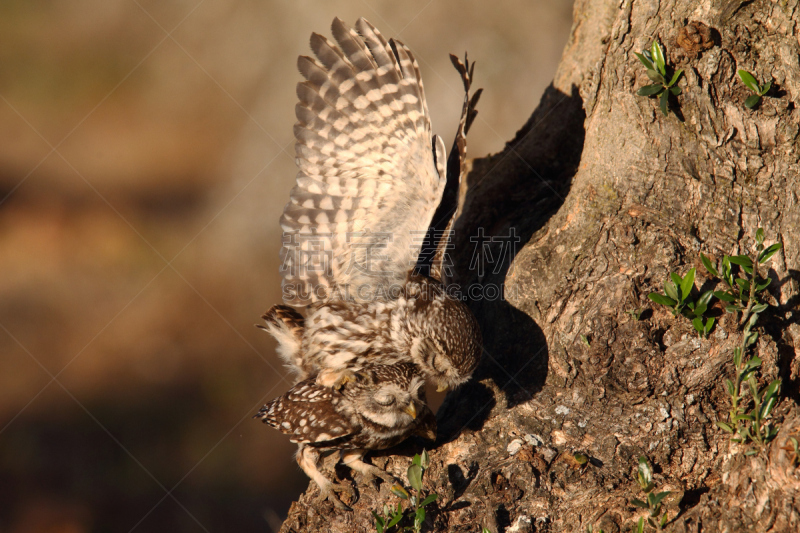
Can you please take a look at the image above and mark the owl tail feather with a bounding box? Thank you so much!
[258,305,306,378]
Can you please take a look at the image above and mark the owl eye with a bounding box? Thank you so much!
[373,393,396,406]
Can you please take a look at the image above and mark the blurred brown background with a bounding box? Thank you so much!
[0,1,573,532]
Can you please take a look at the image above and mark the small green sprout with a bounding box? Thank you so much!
[635,41,683,116]
[715,317,781,453]
[709,229,784,454]
[737,69,771,108]
[630,456,670,530]
[701,228,782,327]
[648,267,715,338]
[587,526,605,533]
[580,334,591,347]
[626,308,643,321]
[373,451,438,533]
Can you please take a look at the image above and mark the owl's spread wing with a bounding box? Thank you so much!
[280,17,447,306]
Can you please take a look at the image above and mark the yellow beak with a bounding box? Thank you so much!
[403,403,418,419]
[436,383,449,393]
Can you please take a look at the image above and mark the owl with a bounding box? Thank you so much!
[264,17,483,391]
[256,362,436,509]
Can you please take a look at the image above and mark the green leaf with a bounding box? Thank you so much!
[670,85,682,95]
[635,52,655,70]
[747,312,760,331]
[760,81,771,95]
[725,378,735,396]
[692,317,704,334]
[638,84,664,96]
[745,449,758,456]
[735,278,750,291]
[631,498,649,509]
[717,420,734,433]
[751,303,768,315]
[407,464,423,492]
[758,243,782,264]
[705,317,715,335]
[761,394,778,419]
[374,514,385,533]
[415,507,425,527]
[756,228,765,245]
[726,304,744,313]
[762,379,781,399]
[636,517,645,533]
[714,290,736,302]
[701,254,719,277]
[745,331,758,347]
[419,494,438,507]
[680,268,696,302]
[660,89,669,116]
[695,290,714,315]
[651,491,671,506]
[755,278,772,292]
[670,272,683,290]
[651,41,666,74]
[661,512,669,527]
[650,292,676,308]
[744,356,762,371]
[667,69,683,87]
[420,449,430,469]
[387,512,403,529]
[729,255,753,268]
[412,453,421,467]
[738,69,760,93]
[638,456,652,487]
[391,484,409,500]
[646,69,666,84]
[745,94,762,108]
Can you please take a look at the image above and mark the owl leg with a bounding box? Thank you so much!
[296,445,355,510]
[341,449,396,484]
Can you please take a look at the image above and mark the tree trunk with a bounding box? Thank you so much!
[281,0,800,531]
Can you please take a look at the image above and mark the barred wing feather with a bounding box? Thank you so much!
[280,17,446,305]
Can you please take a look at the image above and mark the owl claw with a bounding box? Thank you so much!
[317,482,356,511]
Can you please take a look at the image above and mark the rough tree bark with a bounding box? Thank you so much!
[280,0,800,531]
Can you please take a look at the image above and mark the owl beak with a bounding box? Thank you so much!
[403,403,418,419]
[436,383,449,393]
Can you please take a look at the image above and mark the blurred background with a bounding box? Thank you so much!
[0,1,573,531]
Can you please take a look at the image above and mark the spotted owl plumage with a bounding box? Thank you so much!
[263,17,483,392]
[256,362,435,509]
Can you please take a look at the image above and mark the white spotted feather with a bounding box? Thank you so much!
[281,17,447,305]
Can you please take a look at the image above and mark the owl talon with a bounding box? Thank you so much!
[342,450,397,486]
[318,482,356,511]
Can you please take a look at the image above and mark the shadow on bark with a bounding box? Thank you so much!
[438,84,586,437]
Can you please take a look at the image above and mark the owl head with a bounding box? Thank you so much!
[344,363,429,429]
[410,294,482,392]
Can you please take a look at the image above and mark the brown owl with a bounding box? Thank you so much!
[256,362,436,509]
[263,17,483,392]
